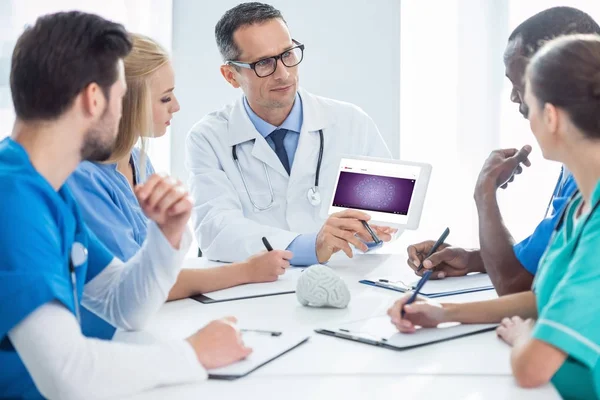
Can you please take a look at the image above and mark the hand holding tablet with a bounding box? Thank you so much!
[328,156,432,230]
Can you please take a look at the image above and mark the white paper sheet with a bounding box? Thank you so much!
[417,273,494,296]
[200,267,306,301]
[368,273,494,296]
[208,332,309,378]
[328,315,496,349]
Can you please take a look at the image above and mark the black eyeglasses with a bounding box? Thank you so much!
[227,39,305,78]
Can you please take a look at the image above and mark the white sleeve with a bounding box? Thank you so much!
[186,130,300,262]
[8,301,206,400]
[82,222,191,331]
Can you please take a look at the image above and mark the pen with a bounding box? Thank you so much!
[401,269,433,318]
[416,227,450,273]
[241,329,282,337]
[361,220,382,244]
[262,237,273,251]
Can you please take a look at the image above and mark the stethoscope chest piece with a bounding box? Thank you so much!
[71,242,88,268]
[307,187,321,206]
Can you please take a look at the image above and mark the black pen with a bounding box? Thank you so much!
[241,329,282,337]
[361,220,382,244]
[262,237,273,251]
[416,227,450,273]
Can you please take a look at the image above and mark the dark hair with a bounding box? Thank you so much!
[528,34,600,139]
[215,2,286,61]
[10,11,132,121]
[508,7,600,58]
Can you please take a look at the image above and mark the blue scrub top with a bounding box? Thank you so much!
[66,148,154,340]
[0,138,114,399]
[513,168,577,275]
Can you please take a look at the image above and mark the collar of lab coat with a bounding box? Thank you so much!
[226,87,331,147]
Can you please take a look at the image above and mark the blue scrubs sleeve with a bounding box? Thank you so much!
[85,226,116,283]
[513,174,577,275]
[0,184,75,339]
[67,168,141,262]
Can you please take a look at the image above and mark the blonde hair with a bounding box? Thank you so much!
[105,33,169,163]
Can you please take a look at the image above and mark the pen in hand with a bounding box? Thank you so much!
[401,269,433,318]
[416,227,450,273]
[262,237,273,252]
[361,220,382,244]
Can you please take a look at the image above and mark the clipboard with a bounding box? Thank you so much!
[315,315,496,351]
[191,267,305,304]
[359,273,495,298]
[208,333,309,380]
[192,290,296,304]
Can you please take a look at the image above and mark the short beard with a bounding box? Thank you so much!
[80,108,116,162]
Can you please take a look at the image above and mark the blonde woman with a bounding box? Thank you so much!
[67,34,292,340]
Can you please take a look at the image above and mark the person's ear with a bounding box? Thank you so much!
[543,102,559,135]
[81,83,107,119]
[220,64,241,89]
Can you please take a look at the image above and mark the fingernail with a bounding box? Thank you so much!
[438,272,445,279]
[401,320,411,328]
[423,260,432,268]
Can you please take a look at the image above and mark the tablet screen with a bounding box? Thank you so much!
[330,158,424,225]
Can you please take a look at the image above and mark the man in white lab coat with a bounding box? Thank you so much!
[186,2,394,264]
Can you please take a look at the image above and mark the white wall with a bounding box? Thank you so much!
[171,0,401,183]
[0,0,173,174]
[400,0,510,247]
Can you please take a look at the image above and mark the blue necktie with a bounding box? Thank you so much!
[269,129,290,174]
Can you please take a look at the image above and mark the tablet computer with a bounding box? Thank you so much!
[328,156,432,229]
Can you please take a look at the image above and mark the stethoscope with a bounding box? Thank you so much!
[232,129,324,211]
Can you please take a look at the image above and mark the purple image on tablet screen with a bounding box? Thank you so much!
[332,172,416,215]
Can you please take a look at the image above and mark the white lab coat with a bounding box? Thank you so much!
[185,88,392,262]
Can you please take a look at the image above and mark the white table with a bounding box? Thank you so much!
[115,253,559,399]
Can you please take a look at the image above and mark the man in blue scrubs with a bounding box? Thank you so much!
[0,11,250,399]
[407,7,596,295]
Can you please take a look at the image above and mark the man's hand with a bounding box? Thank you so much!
[135,174,193,249]
[475,146,532,196]
[316,210,374,263]
[406,241,482,279]
[356,224,397,244]
[186,317,252,369]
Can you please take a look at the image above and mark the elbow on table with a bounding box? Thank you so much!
[511,353,552,389]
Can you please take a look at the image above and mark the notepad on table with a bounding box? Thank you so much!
[360,273,495,298]
[208,331,309,379]
[316,315,495,350]
[192,267,306,303]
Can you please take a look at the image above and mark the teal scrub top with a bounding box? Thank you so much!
[533,181,600,400]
